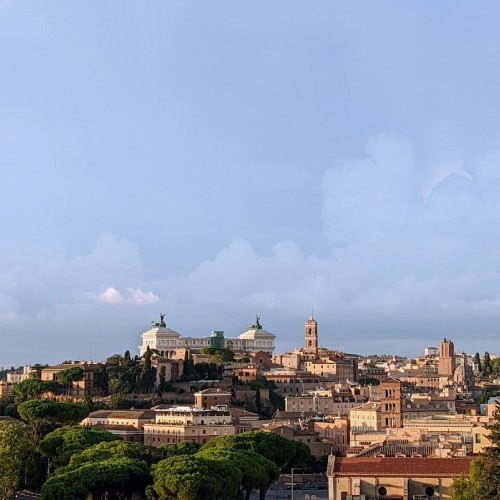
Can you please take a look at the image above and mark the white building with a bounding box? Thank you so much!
[139,315,276,358]
[6,365,32,384]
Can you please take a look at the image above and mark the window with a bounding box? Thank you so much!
[377,486,387,496]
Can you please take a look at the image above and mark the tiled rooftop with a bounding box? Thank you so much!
[328,456,473,477]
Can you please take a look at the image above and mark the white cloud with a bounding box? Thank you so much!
[91,286,159,305]
[95,287,125,304]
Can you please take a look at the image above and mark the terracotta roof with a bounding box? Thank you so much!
[195,388,232,395]
[271,410,317,420]
[88,410,155,419]
[328,456,473,477]
[357,442,436,458]
[229,408,259,418]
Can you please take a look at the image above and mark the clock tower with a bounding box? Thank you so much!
[304,315,318,355]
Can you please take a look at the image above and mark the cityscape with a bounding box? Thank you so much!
[0,314,499,498]
[2,1,500,499]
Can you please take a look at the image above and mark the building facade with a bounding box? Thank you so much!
[327,455,473,500]
[139,316,276,358]
[143,405,236,446]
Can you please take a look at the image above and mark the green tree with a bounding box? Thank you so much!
[18,399,89,442]
[198,447,278,500]
[41,457,150,500]
[484,352,493,375]
[140,346,156,394]
[0,394,19,418]
[13,378,54,399]
[491,358,500,374]
[56,367,85,396]
[0,419,33,499]
[200,347,235,364]
[92,365,109,396]
[201,431,310,500]
[209,430,309,470]
[451,402,500,499]
[69,439,167,467]
[31,364,47,379]
[255,387,262,413]
[183,351,195,377]
[38,425,121,470]
[474,352,482,373]
[158,365,167,395]
[151,454,240,500]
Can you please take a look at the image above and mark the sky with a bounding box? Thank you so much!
[1,1,500,366]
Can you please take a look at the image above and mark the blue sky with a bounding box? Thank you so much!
[1,1,500,365]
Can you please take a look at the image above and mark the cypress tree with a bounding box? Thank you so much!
[140,346,155,393]
[474,352,482,373]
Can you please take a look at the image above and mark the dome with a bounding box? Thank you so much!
[453,362,474,386]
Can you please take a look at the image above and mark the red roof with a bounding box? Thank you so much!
[328,456,473,477]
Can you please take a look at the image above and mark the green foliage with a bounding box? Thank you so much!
[200,347,236,364]
[451,403,500,499]
[479,386,500,404]
[0,394,20,418]
[255,387,262,412]
[151,454,241,500]
[0,419,33,499]
[140,346,157,393]
[70,439,168,466]
[491,358,500,374]
[18,399,89,441]
[358,377,381,386]
[180,362,223,382]
[474,352,482,373]
[183,351,195,377]
[41,456,151,500]
[92,365,109,396]
[162,439,197,458]
[56,367,85,395]
[0,366,17,381]
[13,377,55,399]
[38,425,121,469]
[451,452,500,499]
[202,430,310,471]
[484,352,493,375]
[198,447,278,500]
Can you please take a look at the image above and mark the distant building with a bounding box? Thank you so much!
[438,339,456,385]
[327,455,473,500]
[425,346,439,357]
[0,381,14,396]
[193,388,232,409]
[6,366,32,384]
[260,370,322,395]
[380,378,405,429]
[272,315,358,384]
[349,402,382,433]
[139,316,276,358]
[143,405,235,446]
[41,360,105,398]
[285,390,361,416]
[82,410,155,443]
[262,423,328,457]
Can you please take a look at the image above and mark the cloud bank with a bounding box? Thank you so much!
[1,133,499,365]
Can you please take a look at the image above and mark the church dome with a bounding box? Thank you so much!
[453,362,474,386]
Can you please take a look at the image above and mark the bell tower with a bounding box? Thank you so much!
[304,314,318,355]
